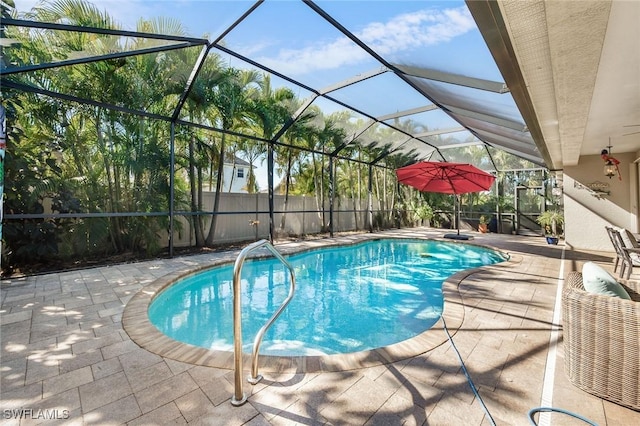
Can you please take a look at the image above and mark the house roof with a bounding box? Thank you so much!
[224,156,251,167]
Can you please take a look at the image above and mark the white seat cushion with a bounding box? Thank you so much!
[618,227,640,248]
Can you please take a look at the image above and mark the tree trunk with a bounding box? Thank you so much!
[197,165,204,238]
[206,134,226,245]
[320,156,327,231]
[227,154,237,192]
[279,151,293,232]
[95,111,121,252]
[348,162,359,230]
[188,134,204,246]
[311,152,323,224]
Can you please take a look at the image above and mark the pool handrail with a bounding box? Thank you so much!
[230,239,296,407]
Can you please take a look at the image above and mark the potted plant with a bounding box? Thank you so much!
[536,209,564,244]
[412,203,434,227]
[478,215,488,233]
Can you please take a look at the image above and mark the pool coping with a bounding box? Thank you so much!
[122,234,521,374]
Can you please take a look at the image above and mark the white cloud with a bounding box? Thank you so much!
[11,1,476,78]
[255,6,476,76]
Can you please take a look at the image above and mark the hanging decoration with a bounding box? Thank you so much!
[601,142,621,180]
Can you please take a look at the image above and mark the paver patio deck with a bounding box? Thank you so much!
[2,228,639,425]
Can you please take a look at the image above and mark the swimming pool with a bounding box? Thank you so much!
[148,238,507,357]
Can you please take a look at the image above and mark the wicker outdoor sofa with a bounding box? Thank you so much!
[562,271,640,411]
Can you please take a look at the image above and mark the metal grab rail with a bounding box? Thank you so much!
[230,239,296,406]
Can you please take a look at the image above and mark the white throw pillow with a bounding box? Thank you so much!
[582,262,631,299]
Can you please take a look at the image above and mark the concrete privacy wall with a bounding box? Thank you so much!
[564,151,639,251]
[169,192,384,247]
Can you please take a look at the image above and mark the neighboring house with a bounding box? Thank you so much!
[222,156,253,193]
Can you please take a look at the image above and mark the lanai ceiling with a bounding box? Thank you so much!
[3,0,638,172]
[470,0,640,170]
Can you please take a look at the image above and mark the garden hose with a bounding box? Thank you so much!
[528,407,598,425]
[442,318,497,426]
[443,319,599,426]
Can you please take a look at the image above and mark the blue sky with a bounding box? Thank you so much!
[12,0,502,189]
[13,1,490,79]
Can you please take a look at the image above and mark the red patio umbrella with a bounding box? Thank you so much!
[396,161,496,237]
[396,161,495,194]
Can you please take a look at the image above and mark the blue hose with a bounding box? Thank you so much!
[528,407,598,425]
[442,318,497,426]
[443,318,598,426]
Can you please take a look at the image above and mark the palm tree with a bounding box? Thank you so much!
[171,45,224,246]
[236,137,263,194]
[2,0,128,266]
[275,99,318,232]
[245,75,296,236]
[13,0,191,255]
[205,67,260,245]
[308,111,349,229]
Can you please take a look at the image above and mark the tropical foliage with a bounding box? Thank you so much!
[536,209,565,237]
[0,0,539,275]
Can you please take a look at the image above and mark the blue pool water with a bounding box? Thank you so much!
[149,239,506,356]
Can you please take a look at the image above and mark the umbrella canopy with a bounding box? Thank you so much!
[396,161,496,238]
[395,161,495,194]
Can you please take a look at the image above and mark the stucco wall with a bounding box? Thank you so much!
[563,151,638,251]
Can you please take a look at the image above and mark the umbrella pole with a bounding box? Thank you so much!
[456,195,460,235]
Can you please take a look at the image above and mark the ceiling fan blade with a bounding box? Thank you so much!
[622,130,640,136]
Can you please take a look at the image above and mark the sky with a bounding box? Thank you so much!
[13,1,489,76]
[10,0,504,190]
